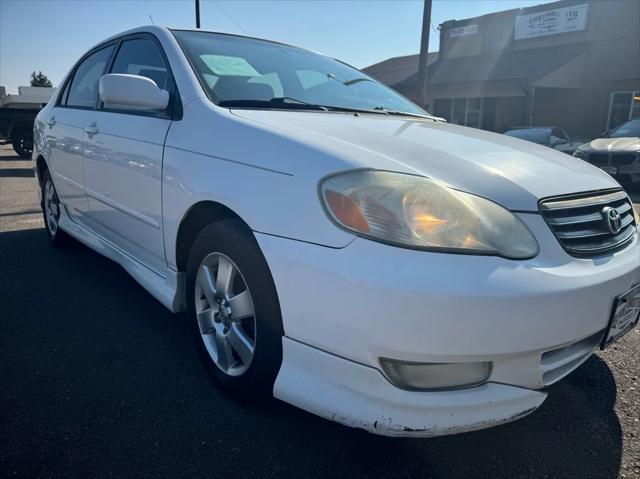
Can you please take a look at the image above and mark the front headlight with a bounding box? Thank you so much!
[319,170,539,259]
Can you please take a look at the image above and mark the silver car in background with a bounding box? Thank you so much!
[574,119,640,185]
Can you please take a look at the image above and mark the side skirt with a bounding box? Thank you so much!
[57,206,186,313]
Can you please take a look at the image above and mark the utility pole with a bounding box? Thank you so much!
[195,0,201,28]
[417,0,433,109]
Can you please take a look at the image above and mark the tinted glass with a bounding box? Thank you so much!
[173,31,426,116]
[110,38,169,89]
[58,78,71,105]
[504,128,551,144]
[608,92,632,130]
[66,45,114,108]
[608,119,640,138]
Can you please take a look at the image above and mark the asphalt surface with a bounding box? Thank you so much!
[0,144,638,478]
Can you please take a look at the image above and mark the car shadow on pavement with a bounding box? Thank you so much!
[0,227,623,478]
[0,154,29,162]
[0,167,34,178]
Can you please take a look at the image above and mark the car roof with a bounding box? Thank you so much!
[506,126,556,131]
[97,25,325,58]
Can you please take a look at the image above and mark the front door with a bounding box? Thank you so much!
[82,35,176,273]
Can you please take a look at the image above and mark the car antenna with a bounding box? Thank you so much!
[148,14,155,25]
[213,0,248,34]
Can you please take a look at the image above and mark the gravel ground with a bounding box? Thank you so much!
[0,144,638,478]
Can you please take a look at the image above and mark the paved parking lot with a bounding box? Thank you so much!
[0,144,638,478]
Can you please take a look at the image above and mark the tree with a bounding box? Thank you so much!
[30,71,52,88]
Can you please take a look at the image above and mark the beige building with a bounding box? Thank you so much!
[376,0,640,140]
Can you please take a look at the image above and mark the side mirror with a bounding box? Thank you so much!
[552,138,568,147]
[99,74,169,111]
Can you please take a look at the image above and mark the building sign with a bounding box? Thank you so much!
[514,3,589,40]
[450,24,478,38]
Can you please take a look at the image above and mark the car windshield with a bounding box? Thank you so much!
[607,119,640,138]
[172,30,428,117]
[503,128,551,144]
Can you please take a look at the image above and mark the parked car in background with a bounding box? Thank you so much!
[574,119,640,186]
[503,126,581,155]
[0,86,53,157]
[33,26,640,438]
[0,107,39,157]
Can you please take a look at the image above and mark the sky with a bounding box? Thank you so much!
[0,0,555,93]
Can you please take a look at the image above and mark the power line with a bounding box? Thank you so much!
[212,1,248,35]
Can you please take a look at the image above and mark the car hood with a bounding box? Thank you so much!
[579,137,640,153]
[231,110,619,211]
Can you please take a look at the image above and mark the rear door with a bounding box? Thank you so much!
[82,35,178,272]
[47,44,115,222]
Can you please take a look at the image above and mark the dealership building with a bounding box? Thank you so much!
[364,0,640,140]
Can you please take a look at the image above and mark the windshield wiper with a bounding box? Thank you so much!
[269,97,328,110]
[218,97,327,111]
[342,77,375,86]
[373,106,435,120]
[315,105,389,115]
[218,98,425,118]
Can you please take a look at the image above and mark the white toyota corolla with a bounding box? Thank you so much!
[33,26,640,437]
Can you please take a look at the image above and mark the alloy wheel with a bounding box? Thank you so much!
[44,180,60,235]
[194,252,257,377]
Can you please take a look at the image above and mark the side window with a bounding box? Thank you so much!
[66,45,114,108]
[110,38,170,90]
[58,79,71,106]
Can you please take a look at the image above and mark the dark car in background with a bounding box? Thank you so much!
[503,127,582,155]
[574,119,640,186]
[0,107,39,158]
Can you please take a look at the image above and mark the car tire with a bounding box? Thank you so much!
[12,132,33,159]
[186,219,284,397]
[41,169,70,247]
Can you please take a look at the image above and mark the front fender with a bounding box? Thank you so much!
[162,103,354,269]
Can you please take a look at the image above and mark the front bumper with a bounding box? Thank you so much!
[257,213,640,436]
[275,337,546,437]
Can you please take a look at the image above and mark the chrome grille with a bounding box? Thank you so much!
[540,190,637,257]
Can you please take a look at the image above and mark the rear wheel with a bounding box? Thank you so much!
[12,132,33,158]
[41,169,70,247]
[186,219,284,396]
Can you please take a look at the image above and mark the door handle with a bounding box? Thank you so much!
[84,124,99,135]
[46,117,56,127]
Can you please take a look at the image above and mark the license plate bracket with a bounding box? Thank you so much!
[601,284,640,349]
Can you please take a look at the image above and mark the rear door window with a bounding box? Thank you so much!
[66,45,115,108]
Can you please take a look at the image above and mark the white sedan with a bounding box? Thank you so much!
[33,26,640,437]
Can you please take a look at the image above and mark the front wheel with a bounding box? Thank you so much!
[186,219,284,397]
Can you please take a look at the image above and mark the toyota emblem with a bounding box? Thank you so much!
[602,206,622,234]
